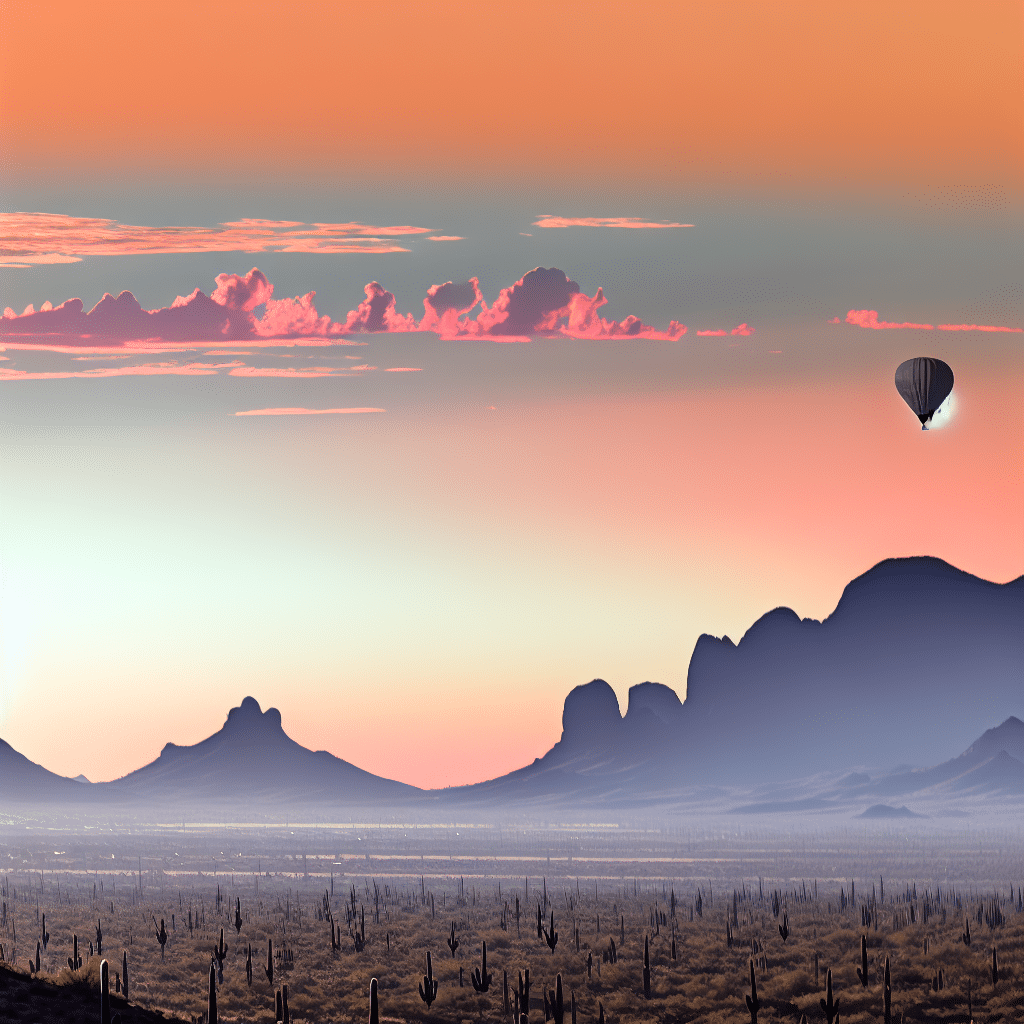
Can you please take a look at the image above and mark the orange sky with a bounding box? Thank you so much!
[2,0,1021,186]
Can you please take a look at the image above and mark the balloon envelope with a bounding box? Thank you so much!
[894,357,954,429]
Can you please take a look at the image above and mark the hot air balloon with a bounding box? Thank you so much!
[894,357,954,429]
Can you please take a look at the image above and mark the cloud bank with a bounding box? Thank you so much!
[0,212,428,259]
[533,216,694,229]
[1,267,690,347]
[843,310,1021,333]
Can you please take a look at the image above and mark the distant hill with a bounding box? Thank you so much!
[1,697,420,808]
[102,697,421,805]
[0,739,87,803]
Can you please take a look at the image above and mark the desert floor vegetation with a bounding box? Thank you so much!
[1,817,1023,1022]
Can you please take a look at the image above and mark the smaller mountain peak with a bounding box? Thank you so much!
[72,774,91,784]
[738,606,802,645]
[561,679,621,746]
[626,682,683,725]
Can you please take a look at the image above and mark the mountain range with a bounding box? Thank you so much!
[3,556,1021,815]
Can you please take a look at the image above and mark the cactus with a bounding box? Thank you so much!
[503,969,511,1013]
[856,934,868,987]
[35,940,40,973]
[352,907,366,952]
[42,914,49,950]
[643,935,651,998]
[265,938,274,986]
[122,951,129,1002]
[546,973,564,1024]
[246,943,253,986]
[992,946,998,986]
[100,959,111,1024]
[538,904,543,939]
[69,933,82,970]
[234,898,243,935]
[282,983,289,1024]
[470,941,492,992]
[778,910,789,942]
[276,989,283,1021]
[544,911,559,953]
[819,968,840,1024]
[208,963,218,1024]
[962,916,971,945]
[882,956,891,1024]
[213,928,227,981]
[745,961,760,1024]
[368,977,379,1024]
[597,1001,604,1024]
[418,951,438,1007]
[447,921,460,957]
[155,918,167,960]
[96,919,103,956]
[517,968,531,1017]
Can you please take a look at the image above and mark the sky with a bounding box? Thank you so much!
[1,0,1022,791]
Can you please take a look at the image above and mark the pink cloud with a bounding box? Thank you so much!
[342,282,417,334]
[384,367,423,372]
[696,329,727,337]
[234,407,386,416]
[845,310,934,330]
[210,268,273,311]
[419,278,485,337]
[534,215,694,229]
[1,266,699,349]
[0,212,427,258]
[0,361,241,380]
[227,366,369,378]
[731,323,754,336]
[937,322,1022,333]
[827,316,841,324]
[427,236,464,241]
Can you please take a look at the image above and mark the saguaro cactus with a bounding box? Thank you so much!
[368,977,379,1024]
[471,941,492,992]
[234,899,243,935]
[122,951,129,1002]
[100,959,111,1024]
[447,921,460,957]
[962,916,972,946]
[214,929,227,982]
[418,951,438,1007]
[96,919,103,957]
[778,911,789,942]
[69,934,82,970]
[517,968,531,1017]
[883,957,891,1024]
[856,934,868,987]
[208,963,218,1024]
[265,938,274,986]
[992,946,998,986]
[820,968,840,1024]
[246,943,253,986]
[546,973,564,1024]
[643,935,651,998]
[544,912,559,953]
[745,961,760,1024]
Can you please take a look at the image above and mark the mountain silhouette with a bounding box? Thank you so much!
[675,556,1023,779]
[446,556,1022,802]
[2,556,1020,812]
[0,738,86,802]
[101,696,419,804]
[862,716,1024,798]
